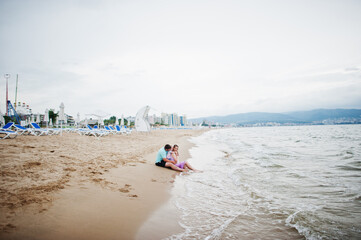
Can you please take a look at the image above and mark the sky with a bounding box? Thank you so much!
[0,0,361,119]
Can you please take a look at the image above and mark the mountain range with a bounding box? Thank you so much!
[190,109,361,125]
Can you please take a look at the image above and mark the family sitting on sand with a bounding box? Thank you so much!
[155,144,200,172]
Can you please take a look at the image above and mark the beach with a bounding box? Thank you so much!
[0,129,205,240]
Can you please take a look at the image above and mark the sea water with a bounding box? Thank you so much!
[167,125,361,240]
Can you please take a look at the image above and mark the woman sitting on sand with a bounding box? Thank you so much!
[167,144,200,172]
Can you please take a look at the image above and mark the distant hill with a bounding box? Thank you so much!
[190,109,361,125]
[286,109,361,122]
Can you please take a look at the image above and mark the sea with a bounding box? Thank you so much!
[167,125,361,240]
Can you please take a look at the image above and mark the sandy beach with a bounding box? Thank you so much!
[0,129,205,240]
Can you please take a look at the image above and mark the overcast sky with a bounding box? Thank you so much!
[1,0,361,119]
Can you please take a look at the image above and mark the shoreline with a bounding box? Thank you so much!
[0,129,206,239]
[136,134,197,239]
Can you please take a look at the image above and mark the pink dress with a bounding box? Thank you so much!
[167,151,186,169]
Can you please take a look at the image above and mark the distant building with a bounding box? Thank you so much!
[180,115,187,126]
[151,112,188,127]
[66,114,75,126]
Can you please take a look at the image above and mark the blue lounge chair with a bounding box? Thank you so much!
[14,124,35,135]
[0,129,17,139]
[0,123,17,139]
[108,126,119,133]
[85,125,99,137]
[1,122,14,130]
[115,125,131,135]
[111,125,123,134]
[115,125,125,134]
[105,126,116,134]
[76,127,92,136]
[30,122,49,136]
[86,125,108,137]
[46,127,61,135]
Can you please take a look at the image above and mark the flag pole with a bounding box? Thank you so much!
[15,74,18,110]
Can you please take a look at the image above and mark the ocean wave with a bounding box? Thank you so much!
[349,160,361,167]
[284,207,359,239]
[204,215,239,240]
[336,165,361,171]
[254,160,285,169]
[352,194,361,202]
[285,210,322,240]
[268,163,285,168]
[287,172,307,178]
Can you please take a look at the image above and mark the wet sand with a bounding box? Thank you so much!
[0,129,205,239]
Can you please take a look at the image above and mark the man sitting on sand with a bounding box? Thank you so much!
[155,144,187,172]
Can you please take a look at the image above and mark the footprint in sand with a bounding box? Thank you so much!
[2,223,16,232]
[119,188,129,193]
[24,146,36,149]
[119,184,132,193]
[39,208,47,213]
[92,178,104,183]
[64,167,76,172]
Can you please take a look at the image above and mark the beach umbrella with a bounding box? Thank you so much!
[36,113,41,123]
[44,109,49,128]
[121,114,124,126]
[84,118,88,127]
[56,117,59,126]
[76,113,80,126]
[115,116,118,126]
[30,114,34,123]
[24,118,28,127]
[135,106,151,132]
[58,102,66,135]
[127,117,130,127]
[59,102,66,124]
[49,118,53,126]
[98,116,103,127]
[44,109,49,122]
[27,116,31,126]
[0,110,4,126]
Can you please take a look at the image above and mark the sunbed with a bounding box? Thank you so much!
[14,124,35,135]
[108,126,120,134]
[0,129,17,139]
[1,122,14,130]
[30,122,49,136]
[87,125,108,137]
[115,125,131,135]
[0,123,17,139]
[77,128,92,136]
[115,125,126,134]
[105,126,116,134]
[46,127,61,135]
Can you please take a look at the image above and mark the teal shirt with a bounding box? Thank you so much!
[156,147,168,163]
